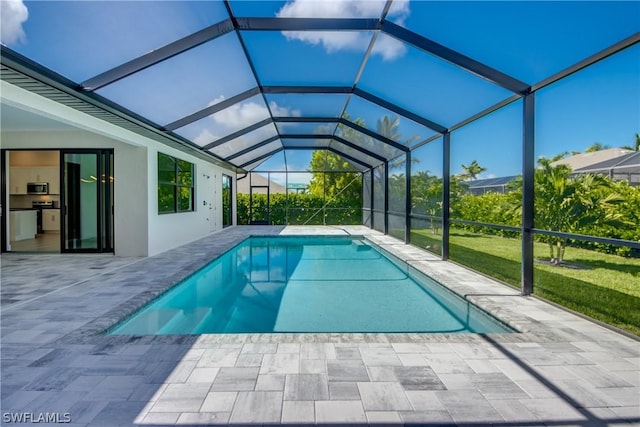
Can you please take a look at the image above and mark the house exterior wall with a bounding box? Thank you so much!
[1,81,236,257]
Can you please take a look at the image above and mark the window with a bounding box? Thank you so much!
[222,174,233,227]
[158,152,194,213]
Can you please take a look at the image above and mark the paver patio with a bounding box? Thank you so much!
[1,226,638,426]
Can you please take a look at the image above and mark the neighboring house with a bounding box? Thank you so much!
[464,149,639,196]
[236,173,287,194]
[463,176,518,195]
[571,152,640,186]
[550,148,633,170]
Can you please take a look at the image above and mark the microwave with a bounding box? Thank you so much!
[27,182,49,195]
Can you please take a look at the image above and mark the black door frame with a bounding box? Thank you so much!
[60,149,114,253]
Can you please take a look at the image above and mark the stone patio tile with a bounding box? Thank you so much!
[489,399,541,422]
[393,366,447,391]
[83,375,146,401]
[566,365,634,388]
[468,372,529,400]
[150,383,210,412]
[211,367,259,391]
[391,343,429,353]
[196,347,240,368]
[405,390,445,411]
[177,412,231,424]
[435,390,503,423]
[300,358,326,374]
[399,410,454,423]
[357,381,412,411]
[63,375,107,392]
[255,374,286,391]
[518,397,587,421]
[165,359,197,383]
[200,391,237,412]
[329,381,361,400]
[336,347,362,359]
[491,359,539,381]
[513,379,559,399]
[315,400,367,423]
[24,390,86,414]
[366,410,402,423]
[260,353,300,375]
[141,412,181,424]
[284,374,329,401]
[466,359,503,374]
[360,347,403,366]
[301,343,336,360]
[241,343,277,354]
[398,353,429,366]
[610,405,640,420]
[186,367,220,383]
[281,400,315,424]
[235,353,263,367]
[277,343,301,354]
[88,401,148,426]
[23,367,81,391]
[67,400,110,424]
[423,352,474,374]
[328,360,370,382]
[1,390,45,410]
[229,391,283,423]
[367,366,398,382]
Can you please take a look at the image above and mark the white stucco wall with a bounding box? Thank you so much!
[1,81,237,257]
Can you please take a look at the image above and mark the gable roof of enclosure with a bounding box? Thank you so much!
[1,1,638,173]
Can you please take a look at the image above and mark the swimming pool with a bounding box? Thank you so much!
[109,236,513,335]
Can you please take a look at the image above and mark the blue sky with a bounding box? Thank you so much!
[2,0,638,180]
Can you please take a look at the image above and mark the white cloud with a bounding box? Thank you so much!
[194,97,299,147]
[276,0,410,61]
[0,0,28,46]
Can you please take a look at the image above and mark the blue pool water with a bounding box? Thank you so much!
[109,237,513,334]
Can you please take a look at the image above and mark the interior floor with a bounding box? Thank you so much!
[9,232,60,253]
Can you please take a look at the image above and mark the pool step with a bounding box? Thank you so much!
[156,307,213,335]
[112,308,181,335]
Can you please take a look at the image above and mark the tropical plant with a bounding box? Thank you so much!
[585,142,611,152]
[621,133,640,151]
[532,158,628,264]
[459,160,486,181]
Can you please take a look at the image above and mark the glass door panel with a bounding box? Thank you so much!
[62,150,113,253]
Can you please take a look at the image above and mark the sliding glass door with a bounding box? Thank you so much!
[61,150,113,253]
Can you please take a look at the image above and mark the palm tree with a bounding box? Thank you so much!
[460,160,486,181]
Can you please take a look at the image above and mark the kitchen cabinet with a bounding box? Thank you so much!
[9,168,29,194]
[42,209,61,231]
[10,210,37,241]
[8,166,60,194]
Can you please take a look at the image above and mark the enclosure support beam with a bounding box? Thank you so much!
[370,169,375,229]
[405,150,412,244]
[384,161,389,235]
[521,93,535,296]
[442,132,451,261]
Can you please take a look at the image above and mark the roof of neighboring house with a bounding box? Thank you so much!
[551,148,633,171]
[236,173,286,194]
[463,175,518,189]
[573,151,640,173]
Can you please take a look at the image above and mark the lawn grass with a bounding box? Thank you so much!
[410,228,640,336]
